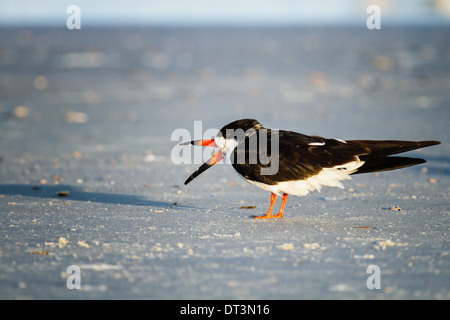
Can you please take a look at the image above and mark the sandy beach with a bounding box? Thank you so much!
[0,26,449,299]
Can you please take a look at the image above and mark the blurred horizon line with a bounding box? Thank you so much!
[1,0,450,27]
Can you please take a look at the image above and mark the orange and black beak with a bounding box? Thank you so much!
[181,139,224,185]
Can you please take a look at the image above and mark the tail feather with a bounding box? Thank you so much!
[347,140,440,157]
[353,156,426,174]
[348,140,440,174]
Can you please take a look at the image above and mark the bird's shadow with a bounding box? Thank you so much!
[0,184,181,208]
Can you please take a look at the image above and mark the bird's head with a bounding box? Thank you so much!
[182,119,263,185]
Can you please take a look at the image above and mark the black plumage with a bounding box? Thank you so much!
[222,119,439,184]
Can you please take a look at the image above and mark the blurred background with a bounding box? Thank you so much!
[1,0,450,26]
[0,0,448,179]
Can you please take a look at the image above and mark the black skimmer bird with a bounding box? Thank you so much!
[182,119,440,219]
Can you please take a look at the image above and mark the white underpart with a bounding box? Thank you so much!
[245,160,365,197]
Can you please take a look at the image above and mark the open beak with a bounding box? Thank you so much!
[182,139,223,185]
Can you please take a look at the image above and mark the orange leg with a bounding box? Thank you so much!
[254,193,287,219]
[272,193,288,218]
[254,192,276,219]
